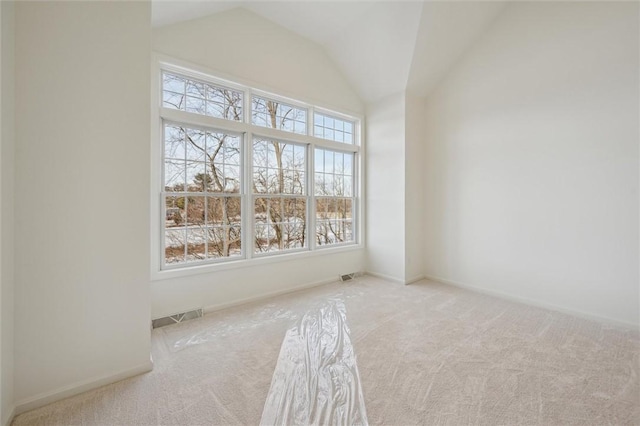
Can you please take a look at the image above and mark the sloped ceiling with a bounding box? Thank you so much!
[407,1,507,98]
[152,1,507,103]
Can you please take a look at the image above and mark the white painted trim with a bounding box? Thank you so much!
[404,275,425,285]
[364,271,405,284]
[2,406,14,426]
[423,274,640,331]
[202,276,342,315]
[364,272,425,285]
[14,361,154,417]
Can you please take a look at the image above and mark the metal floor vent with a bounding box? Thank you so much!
[340,272,358,282]
[152,308,203,329]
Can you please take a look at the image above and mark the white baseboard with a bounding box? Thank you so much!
[423,274,639,331]
[405,275,426,285]
[364,272,425,286]
[2,405,15,426]
[14,360,153,417]
[364,271,405,284]
[202,276,343,314]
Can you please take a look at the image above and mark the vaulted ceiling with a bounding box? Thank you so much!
[152,1,507,103]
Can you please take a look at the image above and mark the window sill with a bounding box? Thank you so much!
[151,243,364,282]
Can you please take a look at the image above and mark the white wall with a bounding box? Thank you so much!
[0,1,15,423]
[151,8,365,318]
[365,92,406,282]
[14,1,152,409]
[406,1,507,98]
[365,92,426,284]
[404,94,425,283]
[423,1,639,327]
[324,1,422,103]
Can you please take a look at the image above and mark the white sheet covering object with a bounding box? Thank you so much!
[260,299,369,426]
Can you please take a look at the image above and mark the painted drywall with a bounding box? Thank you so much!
[152,250,364,318]
[14,1,152,406]
[423,2,639,326]
[404,94,425,283]
[365,92,406,282]
[151,7,365,319]
[365,92,426,284]
[153,7,363,115]
[0,2,14,424]
[324,2,422,103]
[406,1,507,98]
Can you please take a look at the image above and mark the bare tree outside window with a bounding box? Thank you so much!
[159,68,358,269]
[163,124,242,264]
[315,148,354,245]
[162,72,243,121]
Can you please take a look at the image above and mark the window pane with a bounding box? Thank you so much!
[253,167,268,193]
[183,196,206,259]
[333,152,344,174]
[185,128,206,162]
[164,124,186,160]
[186,226,206,262]
[165,196,185,228]
[206,196,241,226]
[163,91,185,110]
[186,196,205,225]
[254,197,269,253]
[223,137,241,166]
[313,112,355,144]
[343,153,353,176]
[163,73,185,93]
[251,96,307,135]
[334,175,344,196]
[206,196,242,263]
[164,124,241,197]
[254,197,306,253]
[164,195,186,264]
[315,148,354,198]
[344,176,353,197]
[229,226,242,256]
[164,160,185,192]
[315,197,352,246]
[186,80,205,98]
[314,172,324,195]
[253,138,306,195]
[324,174,334,196]
[186,96,206,115]
[162,71,243,121]
[324,150,334,174]
[186,162,206,191]
[206,226,242,259]
[165,228,186,264]
[205,133,241,194]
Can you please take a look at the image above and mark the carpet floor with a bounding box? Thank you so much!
[12,276,640,425]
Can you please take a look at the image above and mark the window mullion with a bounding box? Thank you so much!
[243,87,252,261]
[245,130,253,260]
[309,142,316,251]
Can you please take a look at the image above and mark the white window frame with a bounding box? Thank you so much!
[161,122,245,269]
[151,55,364,280]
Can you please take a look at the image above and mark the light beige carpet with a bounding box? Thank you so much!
[12,277,640,425]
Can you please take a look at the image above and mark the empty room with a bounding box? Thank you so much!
[0,0,638,425]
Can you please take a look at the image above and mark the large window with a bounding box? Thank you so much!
[157,67,361,271]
